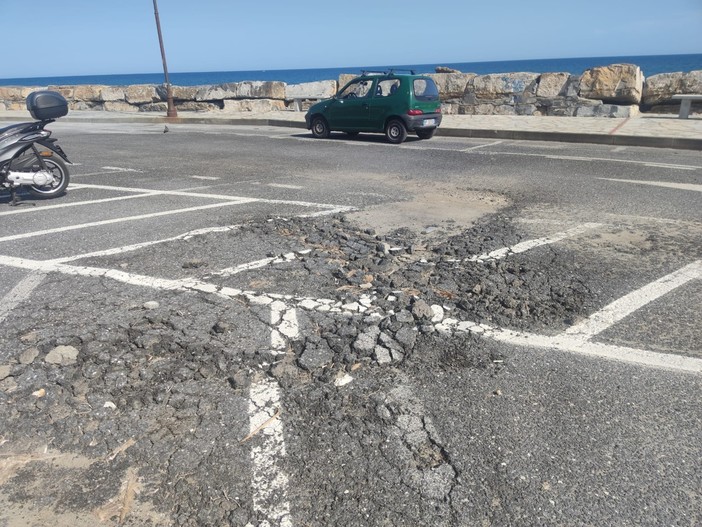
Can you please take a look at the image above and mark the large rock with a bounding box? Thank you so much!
[103,101,138,112]
[196,81,285,101]
[99,86,125,102]
[470,72,539,99]
[285,80,337,99]
[428,73,476,99]
[222,99,286,112]
[72,85,104,101]
[536,72,571,98]
[126,84,160,104]
[579,63,643,104]
[338,74,357,90]
[0,87,31,101]
[157,85,199,101]
[642,70,702,105]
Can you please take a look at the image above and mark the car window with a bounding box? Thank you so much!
[413,78,440,101]
[375,79,401,97]
[339,79,373,99]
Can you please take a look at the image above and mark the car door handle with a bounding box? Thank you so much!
[362,103,369,109]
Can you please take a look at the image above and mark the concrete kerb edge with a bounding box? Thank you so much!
[1,115,699,150]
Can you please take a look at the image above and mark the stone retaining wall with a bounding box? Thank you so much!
[0,63,699,117]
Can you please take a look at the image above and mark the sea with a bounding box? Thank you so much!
[1,54,700,87]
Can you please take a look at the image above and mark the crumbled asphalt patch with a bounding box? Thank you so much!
[0,211,615,524]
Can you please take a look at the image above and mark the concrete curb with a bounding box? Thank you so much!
[2,114,700,150]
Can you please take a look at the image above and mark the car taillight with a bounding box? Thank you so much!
[407,109,423,116]
[435,106,442,114]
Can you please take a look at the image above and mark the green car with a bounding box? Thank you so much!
[305,70,442,144]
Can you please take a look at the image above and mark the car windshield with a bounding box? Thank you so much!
[413,78,440,101]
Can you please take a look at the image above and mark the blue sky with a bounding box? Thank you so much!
[2,0,700,78]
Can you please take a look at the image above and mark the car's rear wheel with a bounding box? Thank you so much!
[311,116,330,139]
[416,128,435,140]
[385,119,407,144]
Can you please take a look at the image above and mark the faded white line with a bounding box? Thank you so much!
[248,295,297,525]
[70,183,352,210]
[248,377,293,527]
[267,183,304,190]
[0,192,158,216]
[447,319,702,373]
[461,140,504,152]
[49,225,243,264]
[466,223,602,262]
[189,175,220,180]
[0,200,253,243]
[599,178,702,193]
[565,260,702,340]
[497,152,702,171]
[102,166,141,172]
[0,271,45,323]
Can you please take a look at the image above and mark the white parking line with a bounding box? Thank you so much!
[0,192,158,216]
[599,178,702,193]
[466,223,602,262]
[461,140,504,152]
[498,152,702,171]
[565,260,702,340]
[248,377,293,527]
[0,271,45,324]
[0,200,254,243]
[450,320,702,373]
[70,183,353,211]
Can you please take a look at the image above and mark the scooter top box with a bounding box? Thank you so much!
[26,90,68,120]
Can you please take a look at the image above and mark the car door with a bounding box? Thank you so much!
[368,77,402,131]
[326,78,373,130]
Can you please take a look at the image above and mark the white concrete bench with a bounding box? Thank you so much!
[671,94,702,119]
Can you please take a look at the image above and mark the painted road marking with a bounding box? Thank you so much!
[248,375,293,527]
[101,166,141,172]
[48,225,243,264]
[599,178,702,193]
[461,140,504,152]
[0,192,158,216]
[496,152,702,171]
[466,223,602,262]
[565,260,702,340]
[70,183,354,211]
[0,200,255,243]
[0,250,700,373]
[449,320,702,373]
[0,271,45,324]
[267,183,304,190]
[189,175,220,180]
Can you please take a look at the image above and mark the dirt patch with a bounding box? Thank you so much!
[347,182,509,237]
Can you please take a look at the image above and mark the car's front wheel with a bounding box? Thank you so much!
[385,119,407,144]
[311,116,330,139]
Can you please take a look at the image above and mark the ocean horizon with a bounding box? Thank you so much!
[1,53,700,87]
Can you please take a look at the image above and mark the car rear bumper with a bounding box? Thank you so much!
[403,113,442,131]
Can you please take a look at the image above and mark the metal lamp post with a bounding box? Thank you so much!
[153,0,177,118]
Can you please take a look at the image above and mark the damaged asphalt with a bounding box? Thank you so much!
[0,124,700,526]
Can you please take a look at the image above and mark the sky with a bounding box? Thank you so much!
[1,0,700,79]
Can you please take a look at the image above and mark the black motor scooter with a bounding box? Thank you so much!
[0,90,71,205]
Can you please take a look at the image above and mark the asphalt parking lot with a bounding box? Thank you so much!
[0,123,700,526]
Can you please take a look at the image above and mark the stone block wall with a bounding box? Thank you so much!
[1,63,700,117]
[429,64,700,117]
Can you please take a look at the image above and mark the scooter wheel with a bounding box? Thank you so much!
[27,157,69,198]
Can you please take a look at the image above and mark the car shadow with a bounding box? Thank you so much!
[295,132,425,144]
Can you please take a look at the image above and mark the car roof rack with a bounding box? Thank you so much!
[387,68,417,75]
[360,70,387,76]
